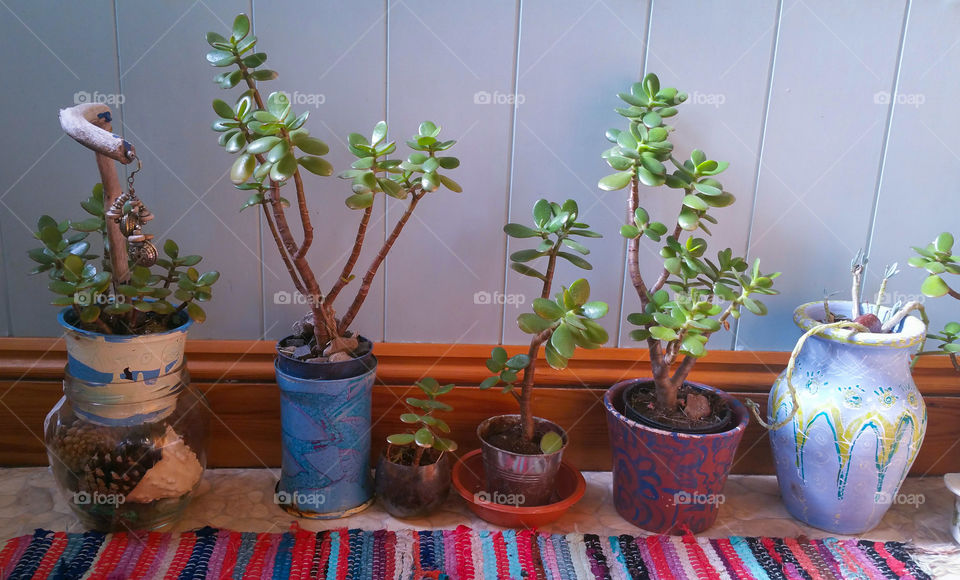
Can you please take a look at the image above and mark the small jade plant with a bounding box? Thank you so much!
[385,378,457,467]
[479,199,608,453]
[910,232,959,370]
[28,184,218,334]
[206,14,461,360]
[598,73,779,421]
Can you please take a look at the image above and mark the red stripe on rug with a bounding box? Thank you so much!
[492,531,512,578]
[86,532,128,580]
[645,535,677,579]
[31,531,68,579]
[162,531,195,580]
[714,538,751,578]
[454,525,474,580]
[784,538,824,580]
[872,541,913,579]
[240,532,272,579]
[681,533,715,579]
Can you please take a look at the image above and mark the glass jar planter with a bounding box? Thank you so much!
[44,365,209,531]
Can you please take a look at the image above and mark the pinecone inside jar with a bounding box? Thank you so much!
[55,421,116,475]
[79,434,163,498]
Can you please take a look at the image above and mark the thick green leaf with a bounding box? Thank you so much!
[580,301,608,319]
[387,433,415,446]
[649,326,678,341]
[540,431,563,454]
[246,136,281,154]
[558,251,592,270]
[438,175,462,192]
[298,156,334,176]
[510,249,544,263]
[230,154,255,184]
[479,376,500,390]
[682,194,708,211]
[551,324,576,358]
[503,223,541,238]
[232,13,250,40]
[345,192,375,210]
[533,298,564,320]
[510,262,545,280]
[505,354,531,370]
[414,428,435,448]
[598,171,633,191]
[295,136,329,156]
[186,302,206,323]
[567,279,590,306]
[544,342,568,370]
[921,274,950,298]
[517,312,553,334]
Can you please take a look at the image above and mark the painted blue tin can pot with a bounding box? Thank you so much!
[274,343,377,519]
[767,301,927,534]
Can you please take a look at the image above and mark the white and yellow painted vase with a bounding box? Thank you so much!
[768,301,927,534]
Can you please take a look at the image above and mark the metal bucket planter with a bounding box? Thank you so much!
[767,301,927,534]
[476,414,568,507]
[604,379,748,534]
[274,340,377,519]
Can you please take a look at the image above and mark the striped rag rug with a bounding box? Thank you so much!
[0,524,933,579]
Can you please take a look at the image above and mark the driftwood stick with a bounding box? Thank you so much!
[60,104,135,284]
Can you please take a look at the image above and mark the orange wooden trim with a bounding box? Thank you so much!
[1,337,957,394]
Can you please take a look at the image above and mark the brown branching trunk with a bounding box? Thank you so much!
[327,207,372,306]
[337,189,424,335]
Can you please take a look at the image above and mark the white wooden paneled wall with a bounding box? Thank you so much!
[0,0,957,350]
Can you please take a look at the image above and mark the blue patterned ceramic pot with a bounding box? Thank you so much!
[275,357,376,518]
[768,301,927,534]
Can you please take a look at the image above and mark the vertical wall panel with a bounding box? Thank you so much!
[617,0,779,349]
[0,0,119,336]
[256,0,387,342]
[385,0,518,343]
[736,0,907,351]
[868,2,960,335]
[117,0,261,339]
[0,223,9,336]
[504,0,650,346]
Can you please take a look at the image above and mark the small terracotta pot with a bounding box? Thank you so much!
[451,449,585,528]
[476,414,567,506]
[374,451,451,518]
[604,378,748,534]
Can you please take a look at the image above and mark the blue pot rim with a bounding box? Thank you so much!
[57,306,192,340]
[274,357,378,383]
[603,378,749,439]
[794,300,925,349]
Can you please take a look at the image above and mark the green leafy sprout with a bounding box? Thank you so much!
[206,14,461,356]
[386,378,458,466]
[910,232,960,370]
[27,184,218,334]
[479,199,608,453]
[598,73,780,416]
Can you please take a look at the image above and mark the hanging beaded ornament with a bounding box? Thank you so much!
[105,155,157,267]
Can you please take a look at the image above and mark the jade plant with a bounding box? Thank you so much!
[597,73,780,421]
[910,232,959,370]
[27,184,218,334]
[385,378,458,466]
[205,14,461,359]
[479,199,609,451]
